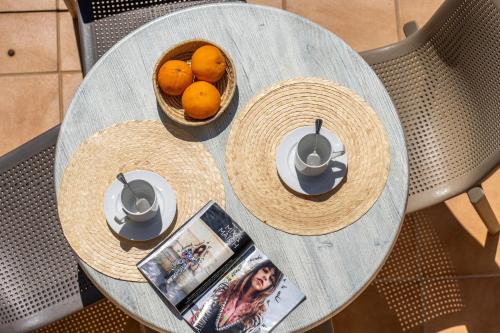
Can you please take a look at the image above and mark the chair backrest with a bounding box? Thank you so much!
[361,0,500,212]
[0,127,101,333]
[74,0,245,74]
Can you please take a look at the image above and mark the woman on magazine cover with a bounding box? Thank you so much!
[190,260,283,333]
[159,243,210,304]
[165,243,208,283]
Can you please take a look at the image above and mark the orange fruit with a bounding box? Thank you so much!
[191,45,226,83]
[182,81,221,120]
[157,60,193,96]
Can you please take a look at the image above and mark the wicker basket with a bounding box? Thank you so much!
[152,39,237,126]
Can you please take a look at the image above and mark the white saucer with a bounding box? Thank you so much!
[103,170,176,241]
[276,126,348,196]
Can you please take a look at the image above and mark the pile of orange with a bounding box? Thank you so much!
[157,45,225,120]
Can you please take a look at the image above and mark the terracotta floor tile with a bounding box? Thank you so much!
[398,0,444,37]
[248,0,283,8]
[285,0,398,52]
[57,0,68,10]
[34,299,142,333]
[377,209,462,282]
[0,12,57,74]
[335,277,500,332]
[61,72,83,116]
[376,214,421,281]
[427,327,468,333]
[0,0,56,12]
[333,176,498,332]
[59,11,81,71]
[412,210,460,279]
[421,278,464,324]
[332,282,424,332]
[333,275,483,332]
[424,195,500,277]
[423,277,500,333]
[0,74,60,156]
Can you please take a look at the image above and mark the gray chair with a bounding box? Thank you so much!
[361,0,500,233]
[0,126,103,333]
[66,0,245,75]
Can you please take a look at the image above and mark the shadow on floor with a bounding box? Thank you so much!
[332,201,500,333]
[33,299,141,333]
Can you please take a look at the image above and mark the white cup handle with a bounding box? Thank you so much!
[114,214,127,224]
[331,148,345,160]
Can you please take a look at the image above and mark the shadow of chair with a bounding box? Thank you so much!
[333,201,499,332]
[33,298,142,333]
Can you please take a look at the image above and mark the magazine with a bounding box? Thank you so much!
[137,201,305,333]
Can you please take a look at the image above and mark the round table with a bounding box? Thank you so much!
[55,3,408,332]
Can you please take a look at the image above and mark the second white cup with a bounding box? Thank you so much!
[120,179,159,222]
[294,133,345,177]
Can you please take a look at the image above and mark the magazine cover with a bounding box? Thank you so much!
[138,201,305,332]
[138,202,251,309]
[183,245,305,333]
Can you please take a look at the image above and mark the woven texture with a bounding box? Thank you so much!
[58,121,225,281]
[153,39,237,126]
[366,0,500,207]
[0,144,78,327]
[34,299,140,333]
[0,128,102,332]
[226,78,390,235]
[91,0,243,59]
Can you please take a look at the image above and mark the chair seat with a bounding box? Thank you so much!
[0,126,102,333]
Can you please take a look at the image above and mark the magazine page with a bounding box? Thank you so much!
[137,201,252,311]
[183,245,305,333]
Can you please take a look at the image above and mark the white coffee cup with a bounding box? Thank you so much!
[294,133,345,177]
[120,179,159,222]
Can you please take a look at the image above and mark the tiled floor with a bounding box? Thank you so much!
[0,1,80,155]
[332,166,500,332]
[332,188,500,332]
[2,1,500,333]
[33,299,143,333]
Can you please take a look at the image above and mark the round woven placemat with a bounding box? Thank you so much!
[226,78,390,235]
[58,121,225,281]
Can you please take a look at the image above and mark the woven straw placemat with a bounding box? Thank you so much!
[58,121,225,281]
[226,78,390,235]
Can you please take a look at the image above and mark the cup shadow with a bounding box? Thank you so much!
[120,211,162,239]
[106,207,178,251]
[279,160,348,202]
